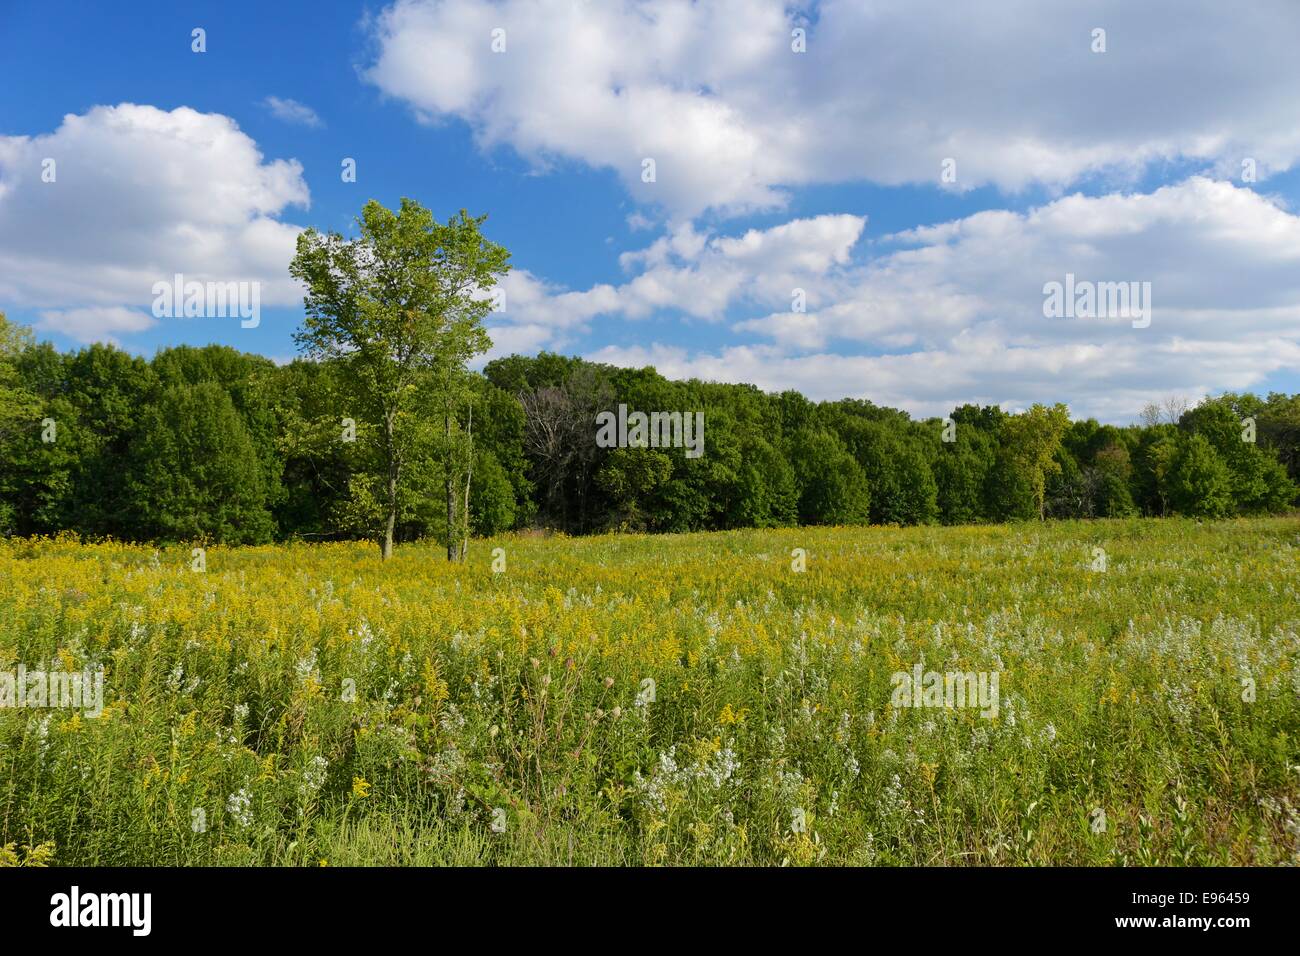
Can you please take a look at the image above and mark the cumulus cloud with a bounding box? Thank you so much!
[494,178,1300,422]
[262,96,323,128]
[364,0,1300,218]
[0,103,309,342]
[586,335,1300,425]
[746,177,1300,353]
[482,213,864,354]
[36,306,156,345]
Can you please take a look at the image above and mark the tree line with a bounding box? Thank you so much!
[1,199,1296,554]
[3,322,1296,548]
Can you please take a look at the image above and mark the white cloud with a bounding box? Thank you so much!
[0,103,309,342]
[263,96,324,128]
[625,211,655,232]
[36,306,156,344]
[761,177,1300,353]
[483,213,864,351]
[481,321,563,362]
[497,178,1300,422]
[586,336,1300,425]
[364,0,1300,218]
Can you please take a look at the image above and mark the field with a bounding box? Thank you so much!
[2,518,1298,867]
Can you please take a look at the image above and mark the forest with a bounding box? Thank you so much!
[2,309,1297,548]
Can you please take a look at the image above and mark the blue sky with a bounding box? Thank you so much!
[2,0,1299,422]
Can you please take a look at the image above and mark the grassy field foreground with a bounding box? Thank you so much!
[1,518,1298,866]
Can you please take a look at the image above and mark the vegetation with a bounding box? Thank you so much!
[1,307,1295,550]
[1,518,1296,865]
[289,200,508,561]
[0,200,1295,552]
[2,199,1297,868]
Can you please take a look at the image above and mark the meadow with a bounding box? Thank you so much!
[1,517,1298,866]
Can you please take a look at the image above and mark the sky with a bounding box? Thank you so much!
[2,0,1299,423]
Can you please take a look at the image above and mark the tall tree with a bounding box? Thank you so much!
[0,314,43,534]
[788,427,871,525]
[290,199,509,560]
[126,382,275,544]
[998,403,1071,520]
[0,313,38,445]
[1167,433,1234,518]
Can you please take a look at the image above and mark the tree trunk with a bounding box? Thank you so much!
[383,411,397,561]
[445,404,458,562]
[462,404,473,562]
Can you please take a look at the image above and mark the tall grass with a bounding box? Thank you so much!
[1,517,1297,865]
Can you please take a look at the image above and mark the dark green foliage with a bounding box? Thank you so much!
[727,437,798,529]
[469,447,517,536]
[0,306,1295,542]
[127,382,276,543]
[1166,434,1235,518]
[787,427,871,525]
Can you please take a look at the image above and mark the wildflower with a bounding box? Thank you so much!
[426,745,463,785]
[294,650,318,685]
[351,777,371,799]
[298,756,328,801]
[227,787,253,828]
[836,711,852,743]
[31,715,53,766]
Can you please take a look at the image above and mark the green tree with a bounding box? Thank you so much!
[596,446,674,530]
[58,344,159,536]
[127,383,275,543]
[788,428,871,525]
[1092,441,1138,517]
[1183,397,1296,514]
[1257,392,1300,483]
[998,403,1071,520]
[933,408,998,525]
[1167,434,1234,518]
[0,313,39,445]
[470,447,518,536]
[0,314,41,533]
[290,198,509,560]
[727,437,797,528]
[838,419,937,525]
[984,446,1038,521]
[1133,427,1179,516]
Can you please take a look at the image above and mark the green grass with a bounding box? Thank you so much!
[1,517,1298,865]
